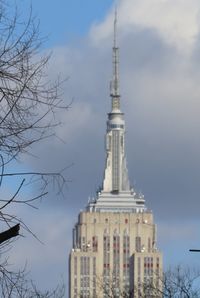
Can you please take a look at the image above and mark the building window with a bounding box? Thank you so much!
[156,257,160,288]
[74,288,78,298]
[148,237,151,253]
[109,123,124,129]
[137,257,141,296]
[74,256,77,276]
[103,233,110,276]
[144,257,153,277]
[113,231,120,295]
[78,236,81,248]
[138,257,141,276]
[93,257,96,275]
[113,234,120,274]
[144,257,154,296]
[80,256,90,296]
[125,218,128,224]
[103,231,110,296]
[92,236,98,252]
[123,230,130,292]
[156,257,159,268]
[74,256,78,297]
[93,263,96,298]
[81,236,86,250]
[135,236,141,252]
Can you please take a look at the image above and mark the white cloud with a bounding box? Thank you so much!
[57,102,94,142]
[90,0,200,52]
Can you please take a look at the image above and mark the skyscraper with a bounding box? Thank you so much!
[69,12,162,298]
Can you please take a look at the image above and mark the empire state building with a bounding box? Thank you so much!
[69,13,162,298]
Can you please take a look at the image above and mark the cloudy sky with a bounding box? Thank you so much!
[7,0,200,295]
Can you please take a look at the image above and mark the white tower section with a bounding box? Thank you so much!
[87,11,146,213]
[103,11,129,193]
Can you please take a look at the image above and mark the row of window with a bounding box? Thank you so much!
[123,235,130,281]
[77,234,152,254]
[73,244,158,295]
[92,217,146,224]
[109,124,124,129]
[74,256,96,296]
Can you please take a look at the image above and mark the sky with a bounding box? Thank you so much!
[5,0,200,296]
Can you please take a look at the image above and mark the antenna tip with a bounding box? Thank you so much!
[114,7,118,48]
[114,7,117,22]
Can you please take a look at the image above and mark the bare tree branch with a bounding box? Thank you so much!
[0,0,69,294]
[0,223,19,244]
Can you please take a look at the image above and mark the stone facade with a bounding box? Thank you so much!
[69,212,162,297]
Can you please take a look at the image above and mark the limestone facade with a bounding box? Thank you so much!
[69,211,162,297]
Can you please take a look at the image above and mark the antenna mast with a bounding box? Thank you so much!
[111,8,120,111]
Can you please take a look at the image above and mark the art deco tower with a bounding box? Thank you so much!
[69,13,162,298]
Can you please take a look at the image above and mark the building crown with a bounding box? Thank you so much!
[87,10,146,213]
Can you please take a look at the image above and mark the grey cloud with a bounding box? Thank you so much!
[9,203,74,292]
[23,20,200,221]
[120,26,178,73]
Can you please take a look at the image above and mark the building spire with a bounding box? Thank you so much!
[114,8,117,49]
[111,8,120,111]
[86,7,146,212]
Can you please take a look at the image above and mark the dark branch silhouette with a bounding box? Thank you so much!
[0,223,20,244]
